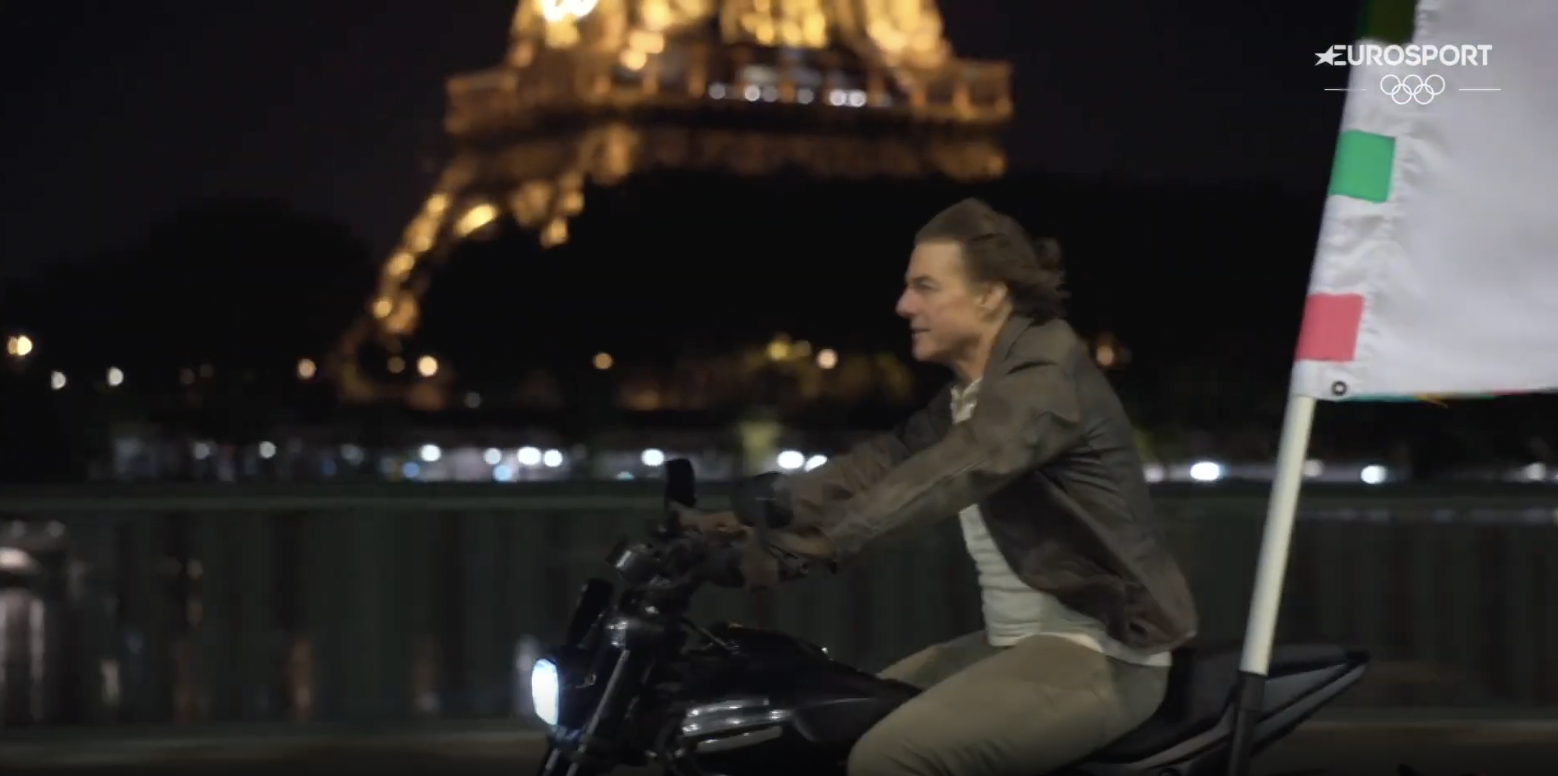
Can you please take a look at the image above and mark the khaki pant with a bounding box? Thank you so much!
[847,632,1169,776]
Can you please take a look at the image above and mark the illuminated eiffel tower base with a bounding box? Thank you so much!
[329,0,1011,405]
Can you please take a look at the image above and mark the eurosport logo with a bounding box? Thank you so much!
[1315,43,1492,67]
[1316,43,1501,102]
[1380,73,1444,105]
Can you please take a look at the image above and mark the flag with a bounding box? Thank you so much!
[1292,0,1558,401]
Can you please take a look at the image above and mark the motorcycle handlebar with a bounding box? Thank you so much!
[702,542,746,584]
[669,528,809,587]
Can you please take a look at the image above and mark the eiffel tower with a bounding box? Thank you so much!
[327,0,1011,404]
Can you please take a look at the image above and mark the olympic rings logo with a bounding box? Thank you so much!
[1379,73,1446,105]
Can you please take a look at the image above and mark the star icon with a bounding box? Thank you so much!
[1315,47,1342,66]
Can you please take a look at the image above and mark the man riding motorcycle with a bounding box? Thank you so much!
[692,198,1199,776]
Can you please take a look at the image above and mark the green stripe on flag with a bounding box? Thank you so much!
[1357,0,1417,44]
[1328,130,1395,202]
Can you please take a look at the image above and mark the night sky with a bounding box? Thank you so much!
[0,0,1359,276]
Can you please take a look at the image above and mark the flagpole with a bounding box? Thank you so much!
[1225,393,1319,776]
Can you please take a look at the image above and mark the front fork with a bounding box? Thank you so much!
[535,648,655,776]
[535,744,596,776]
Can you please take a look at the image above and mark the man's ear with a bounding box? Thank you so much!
[978,281,1010,316]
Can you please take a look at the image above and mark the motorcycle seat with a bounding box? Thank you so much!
[1089,642,1354,763]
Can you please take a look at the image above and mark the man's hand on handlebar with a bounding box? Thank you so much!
[671,504,832,589]
[737,526,834,591]
[676,508,747,542]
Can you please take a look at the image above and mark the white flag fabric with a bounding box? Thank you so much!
[1291,0,1558,401]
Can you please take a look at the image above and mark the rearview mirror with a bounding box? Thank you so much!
[663,458,697,508]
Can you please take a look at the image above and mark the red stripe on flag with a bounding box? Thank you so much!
[1295,293,1365,362]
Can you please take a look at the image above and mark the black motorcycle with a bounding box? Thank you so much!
[531,460,1370,776]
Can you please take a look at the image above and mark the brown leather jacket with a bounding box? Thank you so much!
[776,315,1199,653]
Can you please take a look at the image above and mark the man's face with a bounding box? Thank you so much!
[895,240,1002,365]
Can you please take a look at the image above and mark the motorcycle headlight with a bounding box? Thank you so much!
[531,658,560,727]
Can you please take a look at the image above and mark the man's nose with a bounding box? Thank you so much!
[895,290,914,319]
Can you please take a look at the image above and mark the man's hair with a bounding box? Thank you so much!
[915,198,1067,321]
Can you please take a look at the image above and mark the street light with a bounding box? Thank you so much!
[4,334,33,358]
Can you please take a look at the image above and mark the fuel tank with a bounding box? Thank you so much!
[668,623,919,774]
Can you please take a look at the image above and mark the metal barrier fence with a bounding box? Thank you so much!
[0,483,1555,728]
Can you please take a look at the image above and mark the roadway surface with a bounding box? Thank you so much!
[3,720,1556,776]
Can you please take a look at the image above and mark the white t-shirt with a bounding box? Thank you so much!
[952,380,1171,667]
